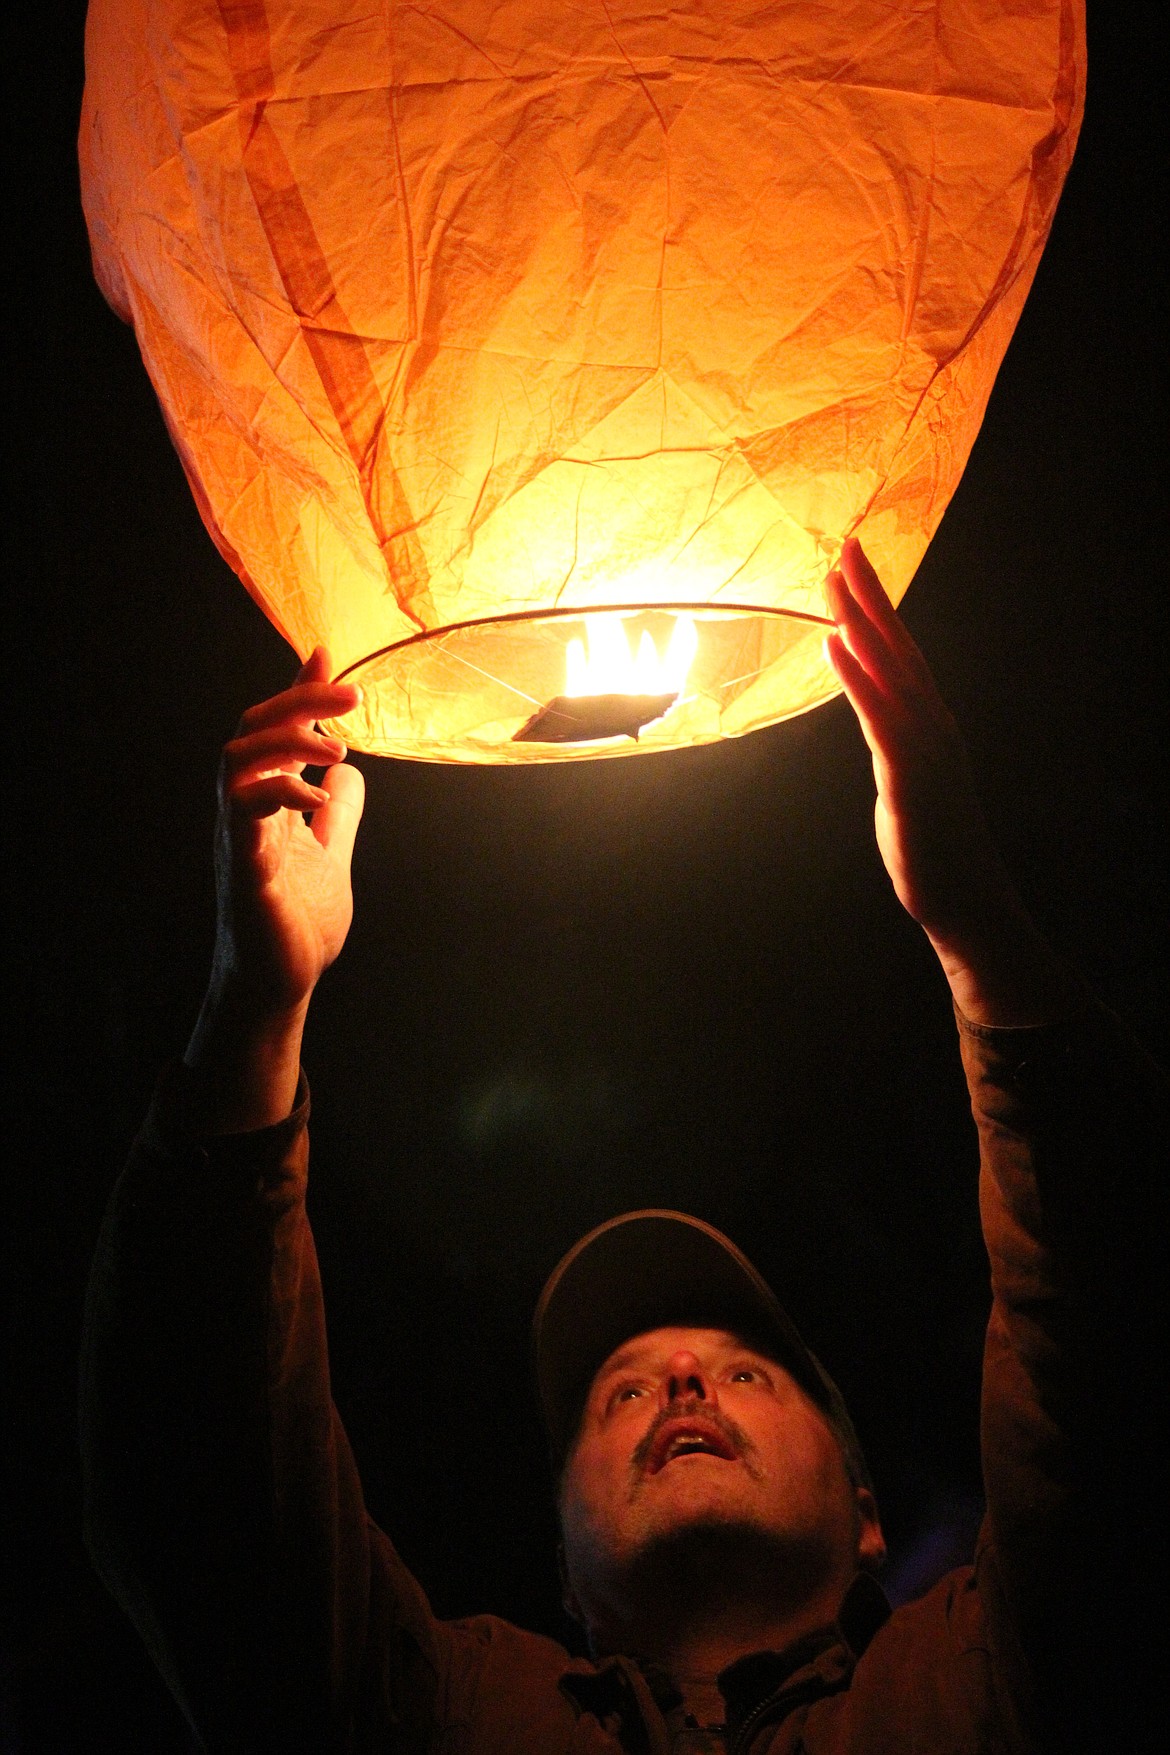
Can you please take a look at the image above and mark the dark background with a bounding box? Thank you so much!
[7,7,1166,1749]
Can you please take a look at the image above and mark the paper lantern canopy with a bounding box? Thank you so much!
[81,0,1084,763]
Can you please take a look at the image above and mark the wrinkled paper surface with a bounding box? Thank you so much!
[81,0,1084,761]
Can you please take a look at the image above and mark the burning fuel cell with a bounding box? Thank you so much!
[514,615,698,744]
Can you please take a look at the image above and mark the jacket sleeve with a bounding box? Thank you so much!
[960,1001,1168,1751]
[79,1067,457,1754]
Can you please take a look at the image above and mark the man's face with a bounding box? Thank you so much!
[558,1326,882,1635]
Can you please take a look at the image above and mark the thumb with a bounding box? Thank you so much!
[311,760,365,865]
[296,643,333,684]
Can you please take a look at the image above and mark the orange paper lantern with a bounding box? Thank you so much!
[81,0,1084,763]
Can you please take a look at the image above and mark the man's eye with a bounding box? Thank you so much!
[612,1384,647,1406]
[730,1367,766,1384]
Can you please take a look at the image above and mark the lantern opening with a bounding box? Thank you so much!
[331,602,834,763]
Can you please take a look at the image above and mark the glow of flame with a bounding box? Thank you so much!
[563,614,698,698]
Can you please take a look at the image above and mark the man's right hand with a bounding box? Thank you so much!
[183,648,364,1131]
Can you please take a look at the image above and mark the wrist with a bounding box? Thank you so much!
[927,907,1081,1029]
[183,978,309,1133]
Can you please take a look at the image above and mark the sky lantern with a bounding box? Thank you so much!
[80,0,1084,764]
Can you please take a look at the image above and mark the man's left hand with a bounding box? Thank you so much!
[824,539,1077,1026]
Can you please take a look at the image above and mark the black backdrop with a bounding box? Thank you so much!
[8,8,1167,1749]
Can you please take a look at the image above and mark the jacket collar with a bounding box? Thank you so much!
[718,1574,891,1743]
[559,1574,891,1752]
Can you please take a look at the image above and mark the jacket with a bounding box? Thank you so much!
[80,1002,1166,1752]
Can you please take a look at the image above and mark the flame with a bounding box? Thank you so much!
[564,614,698,698]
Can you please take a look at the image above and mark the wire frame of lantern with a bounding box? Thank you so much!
[80,0,1085,763]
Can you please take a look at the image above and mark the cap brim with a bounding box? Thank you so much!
[533,1209,853,1471]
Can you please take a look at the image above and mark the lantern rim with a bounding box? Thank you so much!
[331,600,834,687]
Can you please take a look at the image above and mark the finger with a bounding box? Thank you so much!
[223,722,347,783]
[831,550,947,713]
[230,773,331,821]
[838,540,938,690]
[825,568,906,693]
[310,761,365,862]
[238,679,361,736]
[839,539,900,629]
[295,644,332,685]
[824,631,894,762]
[828,550,902,661]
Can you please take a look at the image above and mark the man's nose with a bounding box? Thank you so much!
[659,1350,717,1409]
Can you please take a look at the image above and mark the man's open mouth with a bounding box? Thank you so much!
[646,1418,739,1475]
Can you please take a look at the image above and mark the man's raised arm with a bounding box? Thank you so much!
[826,543,1167,1750]
[80,657,449,1750]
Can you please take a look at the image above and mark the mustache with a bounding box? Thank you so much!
[630,1401,753,1478]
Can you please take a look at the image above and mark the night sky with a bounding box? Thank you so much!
[8,8,1166,1749]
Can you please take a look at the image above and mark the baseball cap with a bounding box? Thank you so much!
[533,1209,872,1491]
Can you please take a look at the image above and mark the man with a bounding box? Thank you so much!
[81,542,1164,1752]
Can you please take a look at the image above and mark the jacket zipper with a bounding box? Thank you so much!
[731,1674,844,1755]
